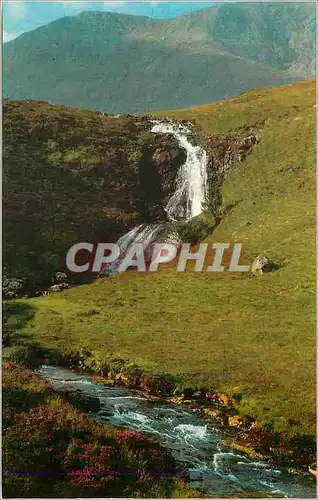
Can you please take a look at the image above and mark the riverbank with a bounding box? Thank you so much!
[36,364,316,498]
[57,349,318,472]
[3,361,200,498]
[3,340,316,474]
[3,253,315,459]
[4,357,315,498]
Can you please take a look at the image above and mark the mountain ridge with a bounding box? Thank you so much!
[3,3,315,113]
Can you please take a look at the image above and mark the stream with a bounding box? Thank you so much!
[37,365,316,498]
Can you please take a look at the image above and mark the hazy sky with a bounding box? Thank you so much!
[3,1,215,42]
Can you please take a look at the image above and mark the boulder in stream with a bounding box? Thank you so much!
[60,389,100,413]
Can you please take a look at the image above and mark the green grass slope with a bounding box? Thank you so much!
[3,3,315,113]
[5,80,316,438]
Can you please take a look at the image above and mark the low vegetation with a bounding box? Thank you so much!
[3,80,316,464]
[3,99,186,289]
[3,363,197,498]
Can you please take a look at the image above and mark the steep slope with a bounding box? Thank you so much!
[5,80,316,440]
[3,4,315,113]
[193,3,316,75]
[3,100,186,286]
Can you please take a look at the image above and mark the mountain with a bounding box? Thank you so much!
[3,3,315,114]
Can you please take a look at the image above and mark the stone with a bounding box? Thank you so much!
[94,376,116,386]
[53,271,68,284]
[220,438,264,461]
[50,282,70,292]
[204,408,223,420]
[251,255,269,276]
[219,393,233,406]
[308,463,316,478]
[228,414,246,428]
[169,395,185,404]
[115,372,129,384]
[61,389,100,413]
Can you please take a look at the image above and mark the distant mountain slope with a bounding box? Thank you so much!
[3,3,315,113]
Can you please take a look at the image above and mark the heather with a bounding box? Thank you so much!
[3,99,185,289]
[2,363,197,498]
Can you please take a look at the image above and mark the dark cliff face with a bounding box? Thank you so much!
[138,136,186,221]
[3,100,185,285]
[203,124,263,217]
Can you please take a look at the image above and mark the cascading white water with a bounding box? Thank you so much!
[107,120,208,274]
[38,365,316,499]
[116,224,162,255]
[151,120,208,222]
[106,223,163,274]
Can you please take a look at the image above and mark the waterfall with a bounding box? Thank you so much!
[106,120,208,274]
[116,224,162,256]
[151,120,208,222]
[106,224,163,274]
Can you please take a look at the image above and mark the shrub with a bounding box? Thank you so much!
[177,217,214,245]
[3,345,39,368]
[140,373,175,397]
[2,272,26,299]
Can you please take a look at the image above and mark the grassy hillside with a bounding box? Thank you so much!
[3,4,315,113]
[5,80,316,440]
[3,100,185,287]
